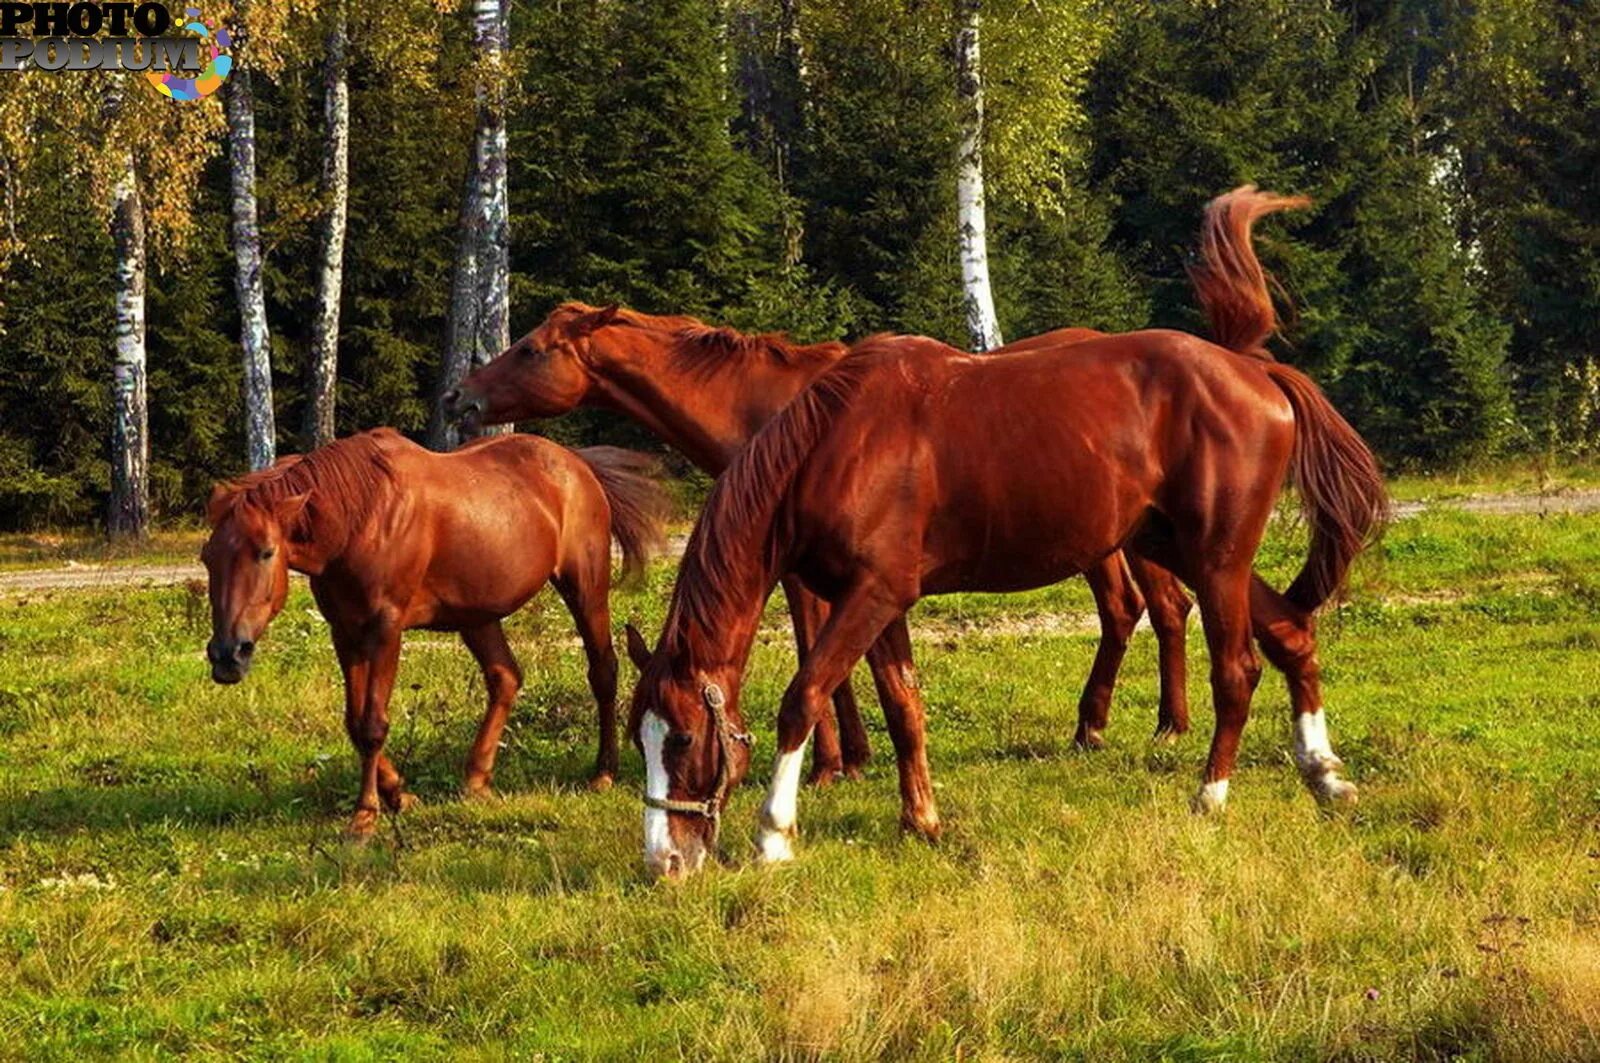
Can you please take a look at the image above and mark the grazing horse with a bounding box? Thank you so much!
[201,429,669,837]
[443,188,1303,767]
[626,327,1387,878]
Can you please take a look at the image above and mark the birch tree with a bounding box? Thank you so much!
[108,114,148,538]
[955,0,1002,351]
[430,0,511,449]
[303,2,350,450]
[226,42,276,470]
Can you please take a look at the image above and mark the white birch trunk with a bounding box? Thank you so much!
[304,7,348,450]
[472,0,510,433]
[431,0,510,448]
[955,0,1002,351]
[109,148,148,538]
[227,63,276,469]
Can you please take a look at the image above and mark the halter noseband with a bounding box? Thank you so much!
[641,682,753,840]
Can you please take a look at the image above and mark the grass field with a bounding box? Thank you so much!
[1,501,1598,1059]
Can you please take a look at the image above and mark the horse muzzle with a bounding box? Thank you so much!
[441,387,485,428]
[207,638,255,684]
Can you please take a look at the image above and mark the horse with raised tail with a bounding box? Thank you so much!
[627,322,1386,878]
[201,429,670,837]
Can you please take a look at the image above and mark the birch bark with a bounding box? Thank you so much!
[303,6,349,450]
[955,0,1002,351]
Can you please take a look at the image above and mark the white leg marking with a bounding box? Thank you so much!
[1192,778,1229,814]
[1293,709,1357,805]
[639,712,674,868]
[757,740,808,864]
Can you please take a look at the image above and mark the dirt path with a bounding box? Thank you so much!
[2,492,1595,594]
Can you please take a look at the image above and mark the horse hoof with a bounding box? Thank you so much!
[1190,779,1229,815]
[587,773,615,794]
[840,765,866,782]
[900,814,942,843]
[462,783,499,803]
[757,828,796,865]
[1074,728,1105,751]
[805,766,840,788]
[1312,775,1359,807]
[345,810,380,840]
[1151,727,1182,747]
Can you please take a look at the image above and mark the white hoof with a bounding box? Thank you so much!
[1191,778,1229,815]
[757,827,796,865]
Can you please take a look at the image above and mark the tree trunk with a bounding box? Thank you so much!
[108,147,148,539]
[428,162,481,451]
[955,0,1002,351]
[303,6,349,451]
[227,63,276,469]
[430,0,510,449]
[472,0,511,423]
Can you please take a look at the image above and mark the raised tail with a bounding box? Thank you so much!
[1187,185,1310,359]
[576,446,673,584]
[1264,363,1390,612]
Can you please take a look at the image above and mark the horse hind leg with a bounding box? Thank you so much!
[1075,553,1144,750]
[1189,563,1262,814]
[553,563,621,791]
[1250,575,1356,806]
[1126,551,1195,744]
[460,621,523,800]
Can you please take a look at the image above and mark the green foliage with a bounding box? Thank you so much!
[0,0,1594,527]
[1086,0,1514,465]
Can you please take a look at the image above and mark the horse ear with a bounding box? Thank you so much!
[205,483,241,527]
[586,304,621,332]
[623,622,652,671]
[272,491,312,530]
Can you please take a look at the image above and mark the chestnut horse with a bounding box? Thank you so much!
[626,327,1387,877]
[202,429,669,837]
[444,191,1301,774]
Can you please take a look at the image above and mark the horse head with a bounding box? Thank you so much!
[200,485,308,684]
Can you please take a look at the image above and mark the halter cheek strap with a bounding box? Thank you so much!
[641,682,754,838]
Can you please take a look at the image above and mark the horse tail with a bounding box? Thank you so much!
[1187,185,1309,359]
[1264,363,1390,612]
[576,446,673,584]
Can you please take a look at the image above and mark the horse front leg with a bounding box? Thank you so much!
[783,576,868,785]
[340,619,406,839]
[760,579,907,864]
[865,616,939,839]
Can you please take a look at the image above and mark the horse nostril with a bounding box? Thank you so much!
[442,388,460,407]
[237,641,255,659]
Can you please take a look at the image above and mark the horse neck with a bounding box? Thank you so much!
[585,334,837,472]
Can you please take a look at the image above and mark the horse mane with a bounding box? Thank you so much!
[550,301,846,378]
[662,353,875,659]
[214,430,399,549]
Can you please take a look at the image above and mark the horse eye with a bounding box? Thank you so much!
[665,732,692,752]
[259,547,276,562]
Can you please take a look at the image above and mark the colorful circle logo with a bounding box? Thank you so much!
[146,7,232,101]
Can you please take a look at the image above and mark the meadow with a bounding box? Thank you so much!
[0,496,1598,1059]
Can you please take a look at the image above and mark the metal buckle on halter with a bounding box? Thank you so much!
[640,681,752,834]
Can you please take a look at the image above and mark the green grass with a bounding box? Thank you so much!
[0,508,1598,1058]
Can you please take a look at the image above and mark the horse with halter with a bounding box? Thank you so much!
[443,188,1307,780]
[624,197,1388,878]
[201,429,669,837]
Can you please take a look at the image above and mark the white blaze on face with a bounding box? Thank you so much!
[640,711,674,867]
[757,739,809,864]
